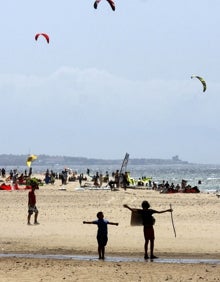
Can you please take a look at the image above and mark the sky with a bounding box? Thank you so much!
[1,0,220,164]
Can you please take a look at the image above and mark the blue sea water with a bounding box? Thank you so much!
[3,163,220,193]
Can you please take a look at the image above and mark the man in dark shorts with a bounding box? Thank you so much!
[83,211,118,259]
[124,201,172,259]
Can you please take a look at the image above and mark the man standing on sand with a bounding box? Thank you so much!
[27,181,39,225]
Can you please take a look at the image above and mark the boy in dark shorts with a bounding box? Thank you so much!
[123,201,172,259]
[83,211,118,259]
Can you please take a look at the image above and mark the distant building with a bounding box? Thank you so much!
[172,155,180,161]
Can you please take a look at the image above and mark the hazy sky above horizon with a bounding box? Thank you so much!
[1,0,220,164]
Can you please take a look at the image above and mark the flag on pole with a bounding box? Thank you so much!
[26,155,37,167]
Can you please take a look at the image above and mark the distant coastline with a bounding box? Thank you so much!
[0,154,188,166]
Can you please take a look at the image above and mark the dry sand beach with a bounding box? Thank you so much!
[0,174,220,281]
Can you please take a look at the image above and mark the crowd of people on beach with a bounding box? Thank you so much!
[0,166,201,194]
[0,167,33,185]
[156,179,200,193]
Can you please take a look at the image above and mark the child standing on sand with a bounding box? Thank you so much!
[27,181,39,225]
[83,211,118,259]
[123,201,172,259]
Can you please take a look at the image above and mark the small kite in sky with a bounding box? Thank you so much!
[191,75,207,92]
[94,0,115,11]
[35,33,50,44]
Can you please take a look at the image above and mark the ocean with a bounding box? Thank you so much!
[2,163,220,193]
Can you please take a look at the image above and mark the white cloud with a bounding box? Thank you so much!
[1,66,220,163]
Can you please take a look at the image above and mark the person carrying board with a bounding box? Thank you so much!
[123,201,172,259]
